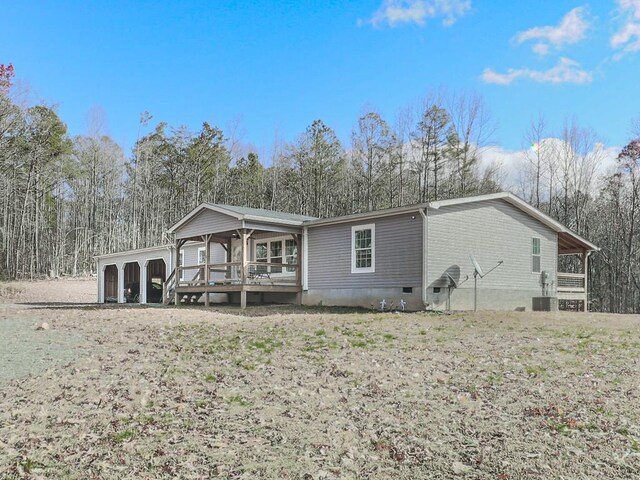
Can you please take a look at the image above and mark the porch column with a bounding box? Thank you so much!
[302,226,309,291]
[295,233,302,305]
[583,249,589,312]
[141,260,148,304]
[240,229,248,309]
[117,263,125,304]
[204,234,211,307]
[174,239,183,306]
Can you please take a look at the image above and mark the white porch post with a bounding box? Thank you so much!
[141,260,148,304]
[117,263,125,304]
[302,226,309,291]
[295,233,302,305]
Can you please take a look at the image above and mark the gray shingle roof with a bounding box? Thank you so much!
[214,204,317,223]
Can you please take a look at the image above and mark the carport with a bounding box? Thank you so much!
[95,246,173,304]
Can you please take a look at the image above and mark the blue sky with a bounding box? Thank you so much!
[1,0,639,161]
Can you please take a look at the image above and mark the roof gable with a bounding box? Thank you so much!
[167,203,316,234]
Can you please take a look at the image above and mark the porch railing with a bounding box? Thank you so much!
[175,262,299,287]
[557,272,585,292]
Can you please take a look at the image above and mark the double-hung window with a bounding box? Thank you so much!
[285,239,297,273]
[270,241,283,274]
[256,242,268,274]
[532,237,541,273]
[351,224,375,273]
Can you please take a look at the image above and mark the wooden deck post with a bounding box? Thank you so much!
[240,229,247,309]
[583,249,589,312]
[174,239,185,306]
[204,234,211,307]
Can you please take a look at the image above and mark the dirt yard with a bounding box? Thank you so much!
[1,281,640,479]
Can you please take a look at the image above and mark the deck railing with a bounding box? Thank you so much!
[557,272,585,292]
[176,262,299,288]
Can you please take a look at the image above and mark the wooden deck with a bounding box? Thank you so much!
[556,272,587,309]
[165,259,302,307]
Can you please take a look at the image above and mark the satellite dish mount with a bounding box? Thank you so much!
[470,255,504,312]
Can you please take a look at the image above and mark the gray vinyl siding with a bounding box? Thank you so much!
[308,214,423,289]
[427,199,557,291]
[176,209,242,239]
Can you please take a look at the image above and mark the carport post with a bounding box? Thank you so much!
[141,260,147,304]
[99,264,106,303]
[117,264,125,303]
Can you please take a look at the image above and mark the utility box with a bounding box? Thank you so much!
[532,296,559,312]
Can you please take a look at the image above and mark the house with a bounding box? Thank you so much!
[95,192,599,311]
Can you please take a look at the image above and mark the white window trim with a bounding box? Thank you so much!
[532,237,541,273]
[351,223,375,274]
[252,235,297,277]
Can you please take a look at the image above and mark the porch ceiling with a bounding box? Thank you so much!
[178,228,301,244]
[558,231,593,255]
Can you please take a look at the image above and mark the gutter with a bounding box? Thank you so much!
[305,204,428,227]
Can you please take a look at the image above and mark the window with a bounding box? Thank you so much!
[285,239,297,273]
[179,251,185,281]
[197,247,206,265]
[270,241,283,274]
[351,224,375,273]
[256,242,268,274]
[532,237,541,273]
[253,237,297,275]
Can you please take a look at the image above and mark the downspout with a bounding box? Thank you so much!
[419,207,429,308]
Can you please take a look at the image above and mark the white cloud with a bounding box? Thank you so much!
[481,57,592,85]
[365,0,471,28]
[532,43,550,56]
[513,6,590,55]
[480,141,620,190]
[611,0,640,57]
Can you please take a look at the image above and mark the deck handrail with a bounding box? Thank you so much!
[557,272,585,292]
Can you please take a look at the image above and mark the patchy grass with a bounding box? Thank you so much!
[1,305,640,479]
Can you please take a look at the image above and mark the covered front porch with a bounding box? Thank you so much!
[163,203,311,308]
[557,231,593,311]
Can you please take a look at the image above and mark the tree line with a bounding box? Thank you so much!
[1,66,639,312]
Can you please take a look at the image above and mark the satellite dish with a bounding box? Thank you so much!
[470,255,484,277]
[446,273,458,288]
